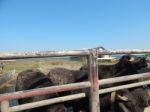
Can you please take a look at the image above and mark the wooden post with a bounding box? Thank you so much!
[88,49,100,112]
[1,100,9,112]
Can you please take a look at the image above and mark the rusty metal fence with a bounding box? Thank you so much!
[0,49,150,112]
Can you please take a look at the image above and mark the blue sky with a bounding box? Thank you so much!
[0,0,150,52]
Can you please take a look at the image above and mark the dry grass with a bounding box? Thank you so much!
[0,59,84,89]
[1,59,84,75]
[1,58,150,74]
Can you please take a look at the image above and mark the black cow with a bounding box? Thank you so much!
[47,67,88,85]
[46,55,148,112]
[119,88,150,112]
[15,69,67,112]
[79,55,148,80]
[76,55,149,112]
[51,55,148,112]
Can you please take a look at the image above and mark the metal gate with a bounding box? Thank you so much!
[0,48,150,112]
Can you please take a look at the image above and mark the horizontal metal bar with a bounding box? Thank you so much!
[0,82,91,101]
[98,49,150,55]
[1,72,150,101]
[99,80,150,94]
[99,72,150,86]
[10,93,86,112]
[9,80,150,112]
[0,50,89,60]
[0,49,150,60]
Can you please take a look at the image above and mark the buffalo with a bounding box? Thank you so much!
[15,69,67,112]
[121,88,150,112]
[15,55,149,112]
[79,55,149,112]
[47,55,149,112]
[78,55,149,112]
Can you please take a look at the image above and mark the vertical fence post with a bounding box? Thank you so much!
[1,100,9,112]
[88,49,100,112]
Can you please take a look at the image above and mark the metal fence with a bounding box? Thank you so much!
[0,49,150,112]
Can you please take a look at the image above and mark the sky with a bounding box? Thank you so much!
[0,0,150,52]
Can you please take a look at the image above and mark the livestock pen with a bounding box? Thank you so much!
[1,48,150,112]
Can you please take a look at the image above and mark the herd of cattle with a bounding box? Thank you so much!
[15,55,150,112]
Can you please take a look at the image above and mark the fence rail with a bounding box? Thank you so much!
[0,48,150,112]
[1,73,150,112]
[0,49,150,60]
[0,50,89,60]
[10,93,86,112]
[0,82,91,101]
[1,72,150,101]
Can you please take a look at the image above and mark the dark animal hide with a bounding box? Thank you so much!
[15,69,67,112]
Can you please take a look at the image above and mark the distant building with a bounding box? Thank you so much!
[97,55,117,61]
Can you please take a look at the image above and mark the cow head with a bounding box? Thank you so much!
[115,55,148,76]
[131,57,148,70]
[115,55,137,76]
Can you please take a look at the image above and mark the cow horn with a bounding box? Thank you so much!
[117,95,129,101]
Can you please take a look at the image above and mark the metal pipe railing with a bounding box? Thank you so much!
[10,93,86,112]
[0,73,150,112]
[1,48,150,112]
[5,79,150,112]
[1,72,150,102]
[0,49,150,60]
[0,50,89,60]
[99,72,150,85]
[0,82,91,101]
[99,80,150,94]
[88,49,100,112]
[98,49,150,55]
